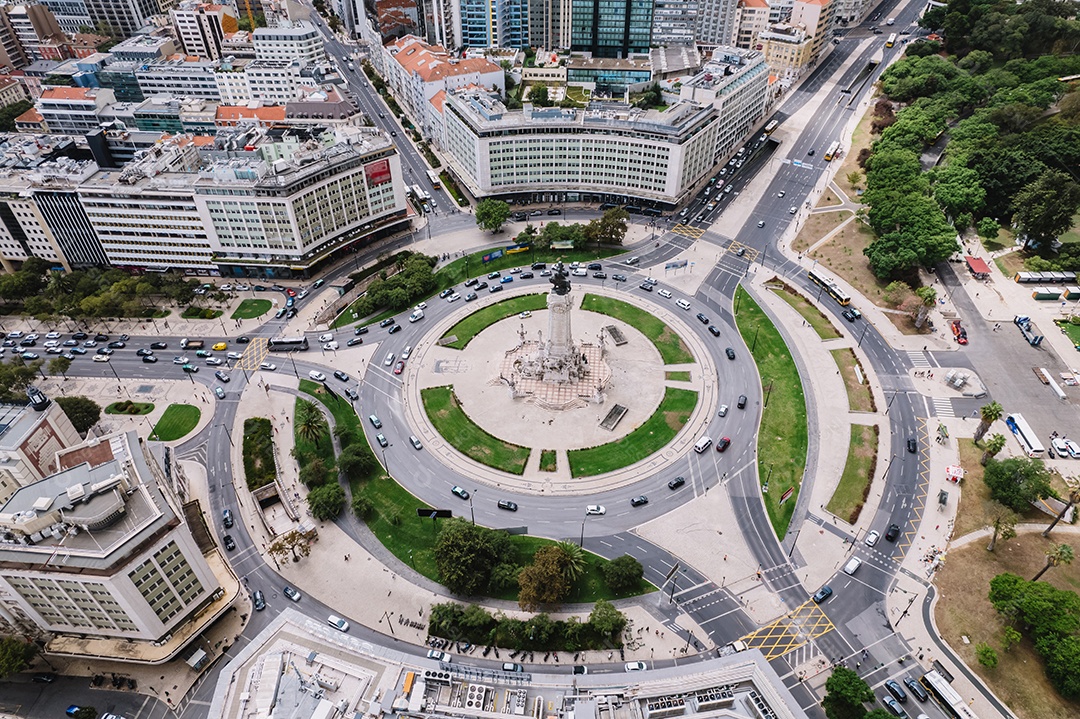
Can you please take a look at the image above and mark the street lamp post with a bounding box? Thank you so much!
[580,517,587,547]
[469,489,478,525]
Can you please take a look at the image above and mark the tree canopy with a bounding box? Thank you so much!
[0,637,36,677]
[433,518,513,596]
[475,199,511,233]
[983,456,1054,512]
[517,544,572,610]
[56,396,101,435]
[822,666,874,719]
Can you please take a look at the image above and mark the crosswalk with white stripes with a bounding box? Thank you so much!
[907,350,931,368]
[931,397,955,418]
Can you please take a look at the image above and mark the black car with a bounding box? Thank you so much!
[107,341,125,349]
[136,348,153,356]
[379,318,396,328]
[547,209,562,215]
[497,499,519,511]
[903,677,928,702]
[19,338,35,346]
[475,281,489,290]
[72,332,88,340]
[812,585,832,603]
[667,476,685,490]
[907,437,917,453]
[223,534,236,551]
[334,370,349,382]
[725,347,736,360]
[347,337,363,346]
[254,285,267,291]
[223,509,234,528]
[354,325,369,335]
[884,680,907,703]
[593,272,607,279]
[388,324,402,333]
[150,341,168,349]
[639,282,654,291]
[237,336,251,344]
[286,307,297,318]
[520,271,534,279]
[118,334,129,341]
[708,325,722,337]
[94,333,108,341]
[142,355,158,363]
[253,590,266,611]
[345,388,359,401]
[464,277,479,287]
[737,394,747,409]
[587,263,602,271]
[885,523,901,541]
[842,309,857,322]
[96,347,112,355]
[487,271,501,279]
[696,313,710,324]
[531,262,547,270]
[32,673,56,683]
[630,495,649,507]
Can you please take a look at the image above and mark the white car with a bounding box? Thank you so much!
[43,340,59,348]
[446,292,461,303]
[401,345,413,360]
[675,299,691,310]
[260,362,277,371]
[718,404,729,417]
[308,370,326,381]
[571,268,588,277]
[384,352,395,366]
[625,661,647,672]
[657,289,673,299]
[865,530,880,547]
[519,311,532,319]
[323,341,339,350]
[236,284,250,291]
[644,277,658,285]
[1052,438,1070,456]
[415,302,427,310]
[93,354,110,362]
[45,332,60,339]
[220,284,232,291]
[586,505,606,516]
[173,356,189,365]
[427,649,452,662]
[1066,440,1080,459]
[327,615,349,632]
[318,333,334,342]
[227,352,243,360]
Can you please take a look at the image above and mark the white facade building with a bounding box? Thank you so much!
[442,90,720,208]
[136,58,222,100]
[35,86,115,134]
[0,400,82,505]
[679,47,770,163]
[252,21,323,66]
[171,1,239,61]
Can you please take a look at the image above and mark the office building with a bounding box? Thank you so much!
[442,89,719,208]
[758,24,812,80]
[527,0,568,49]
[171,1,239,61]
[570,0,653,59]
[214,58,304,105]
[461,0,528,48]
[695,0,739,47]
[0,430,222,642]
[0,400,81,504]
[135,57,221,100]
[679,47,769,162]
[108,33,178,62]
[35,85,115,134]
[252,21,323,66]
[41,0,93,37]
[651,0,697,46]
[82,0,159,38]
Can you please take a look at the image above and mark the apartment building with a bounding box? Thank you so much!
[41,0,93,37]
[790,0,834,63]
[0,431,222,642]
[652,0,698,46]
[81,0,159,38]
[35,85,115,134]
[732,0,771,49]
[442,89,720,209]
[252,21,323,66]
[0,76,29,109]
[382,35,503,137]
[171,1,239,61]
[135,57,221,100]
[214,58,304,105]
[758,24,812,80]
[5,4,69,63]
[679,47,769,163]
[695,0,739,47]
[0,400,81,504]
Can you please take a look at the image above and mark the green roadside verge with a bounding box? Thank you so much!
[734,286,808,538]
[441,293,548,349]
[826,424,879,524]
[151,403,200,441]
[421,386,530,474]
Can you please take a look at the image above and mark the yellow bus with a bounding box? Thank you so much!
[886,33,896,48]
[824,141,841,162]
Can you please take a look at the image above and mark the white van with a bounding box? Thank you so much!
[843,557,862,575]
[409,309,424,323]
[694,437,713,453]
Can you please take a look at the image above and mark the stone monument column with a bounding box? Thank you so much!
[545,291,574,360]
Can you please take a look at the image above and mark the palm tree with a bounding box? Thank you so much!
[981,433,1007,466]
[556,541,587,582]
[913,286,937,328]
[986,508,1017,552]
[1032,543,1075,581]
[1043,489,1080,537]
[295,400,327,447]
[974,401,1004,444]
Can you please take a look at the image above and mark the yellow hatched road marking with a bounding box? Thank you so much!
[738,601,836,661]
[234,337,269,370]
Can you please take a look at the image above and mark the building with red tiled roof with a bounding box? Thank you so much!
[215,103,287,127]
[35,86,115,133]
[381,35,503,139]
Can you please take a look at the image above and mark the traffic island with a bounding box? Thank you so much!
[149,403,200,441]
[421,385,531,474]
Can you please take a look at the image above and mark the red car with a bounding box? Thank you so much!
[286,287,297,297]
[717,437,731,452]
[393,360,405,375]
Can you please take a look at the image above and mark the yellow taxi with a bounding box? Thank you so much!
[212,342,227,351]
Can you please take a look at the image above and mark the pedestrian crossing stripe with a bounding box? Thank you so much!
[907,351,931,368]
[931,397,954,418]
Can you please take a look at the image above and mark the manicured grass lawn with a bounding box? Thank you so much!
[105,401,154,415]
[351,475,653,601]
[770,282,842,339]
[231,298,273,320]
[441,294,548,349]
[567,388,698,477]
[734,286,808,538]
[422,386,531,474]
[831,348,877,412]
[665,371,691,382]
[150,403,201,441]
[294,397,335,469]
[826,425,879,524]
[181,306,223,319]
[1055,319,1080,346]
[581,294,694,364]
[539,449,557,472]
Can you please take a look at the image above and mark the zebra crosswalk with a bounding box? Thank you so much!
[931,397,955,418]
[907,350,931,368]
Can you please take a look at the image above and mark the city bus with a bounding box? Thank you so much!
[920,671,979,719]
[807,269,851,306]
[426,169,441,188]
[824,141,841,161]
[268,337,309,352]
[411,184,430,201]
[886,33,897,48]
[1005,413,1045,457]
[764,119,779,134]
